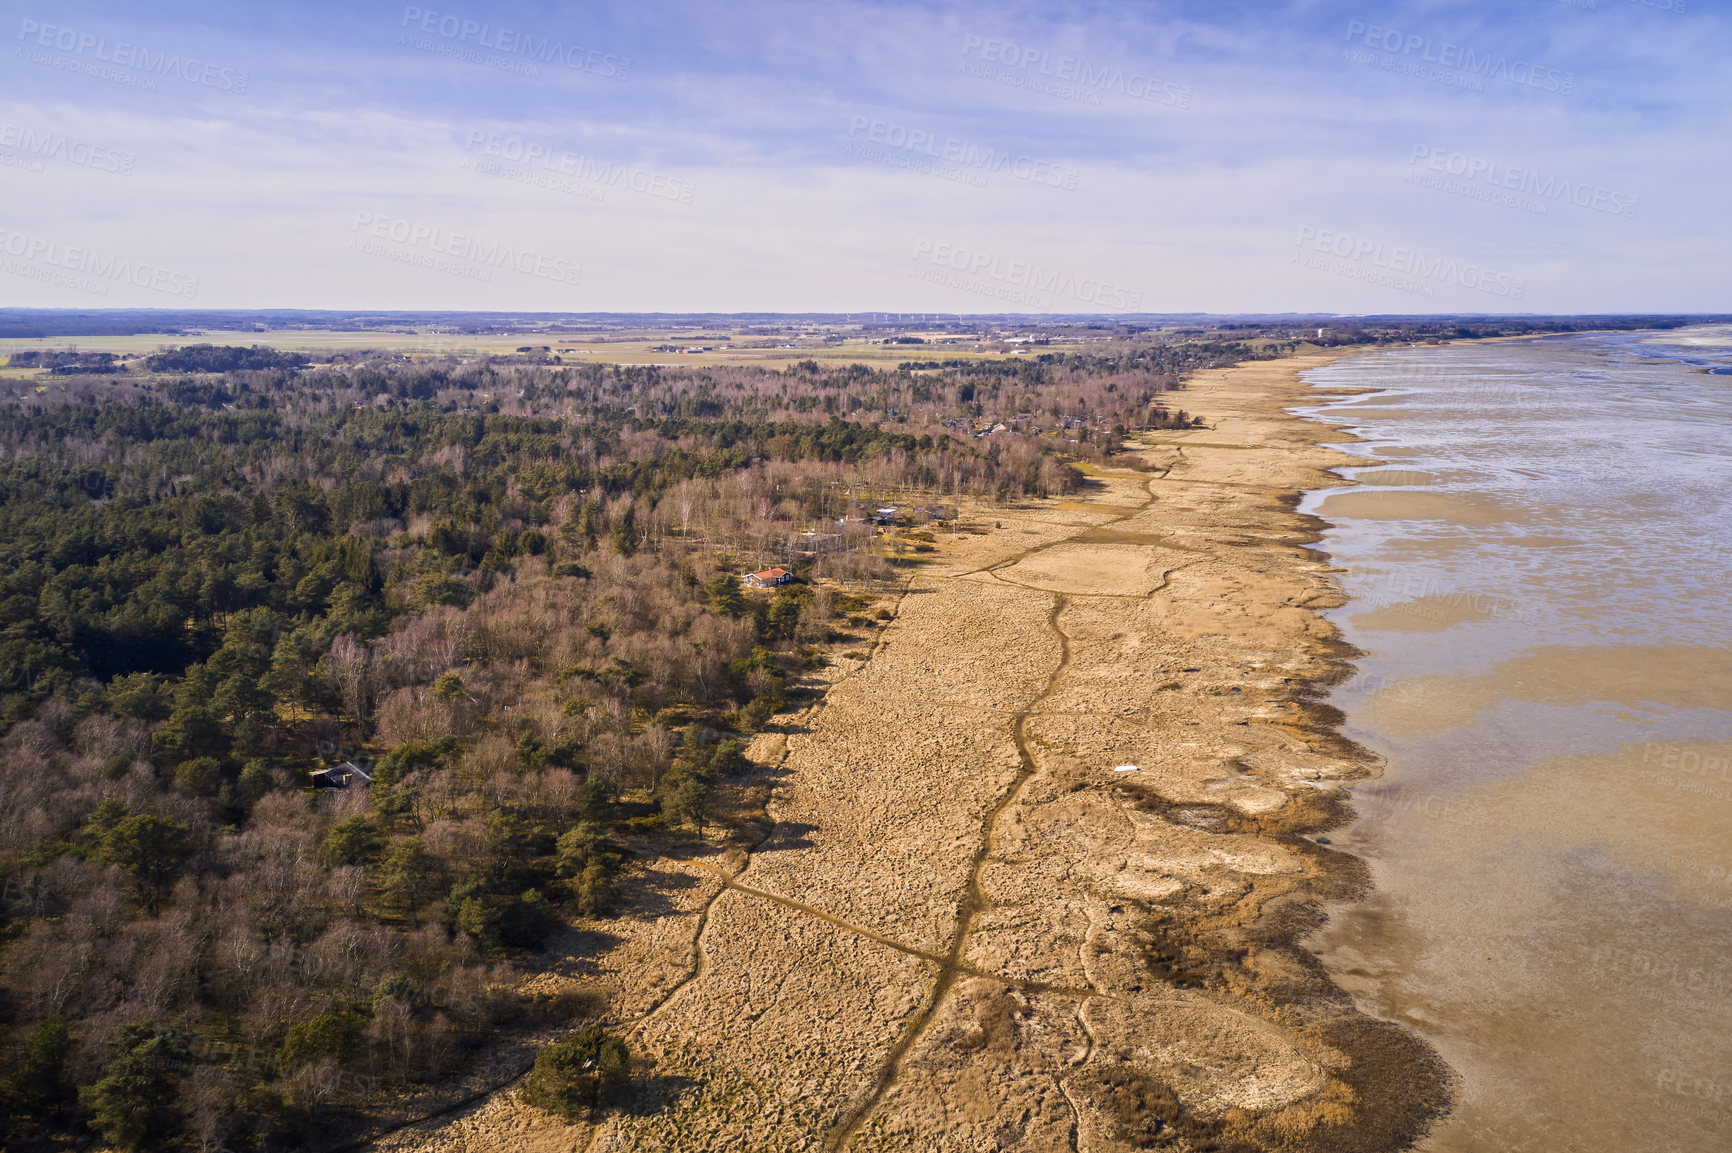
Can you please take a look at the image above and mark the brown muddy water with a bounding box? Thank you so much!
[1295,329,1732,1153]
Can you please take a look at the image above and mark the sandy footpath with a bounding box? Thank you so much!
[368,353,1450,1153]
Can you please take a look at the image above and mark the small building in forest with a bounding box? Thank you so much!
[744,567,792,589]
[310,761,373,789]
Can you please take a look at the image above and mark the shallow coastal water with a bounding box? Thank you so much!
[1296,330,1732,1153]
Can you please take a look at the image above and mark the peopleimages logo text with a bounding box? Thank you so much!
[400,7,630,79]
[847,117,1078,190]
[1294,226,1526,299]
[15,19,248,91]
[911,239,1142,310]
[350,212,582,286]
[1409,145,1638,219]
[0,122,134,175]
[1344,21,1574,94]
[960,35,1191,108]
[0,226,199,298]
[463,132,694,203]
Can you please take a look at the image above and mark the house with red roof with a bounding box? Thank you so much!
[743,567,792,589]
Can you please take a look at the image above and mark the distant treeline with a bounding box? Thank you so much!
[142,344,309,373]
[1,309,1725,340]
[6,344,307,374]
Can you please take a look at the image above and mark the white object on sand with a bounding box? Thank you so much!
[1113,764,1140,773]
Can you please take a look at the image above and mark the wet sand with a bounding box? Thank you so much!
[1298,333,1732,1153]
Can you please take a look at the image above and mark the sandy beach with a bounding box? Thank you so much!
[368,351,1450,1153]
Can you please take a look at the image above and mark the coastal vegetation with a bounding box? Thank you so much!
[0,344,1205,1148]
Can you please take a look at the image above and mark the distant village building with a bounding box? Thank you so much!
[744,567,792,589]
[872,507,900,525]
[310,761,373,789]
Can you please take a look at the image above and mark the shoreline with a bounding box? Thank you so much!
[370,348,1454,1153]
[1122,350,1455,1150]
[1274,328,1732,1153]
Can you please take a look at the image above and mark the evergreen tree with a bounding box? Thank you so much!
[96,814,196,915]
[522,1027,630,1118]
[81,1024,183,1151]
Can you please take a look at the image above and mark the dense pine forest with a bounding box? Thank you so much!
[0,343,1212,1150]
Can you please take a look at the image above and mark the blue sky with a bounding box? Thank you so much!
[0,0,1725,312]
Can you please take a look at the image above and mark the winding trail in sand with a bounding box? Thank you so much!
[367,351,1452,1153]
